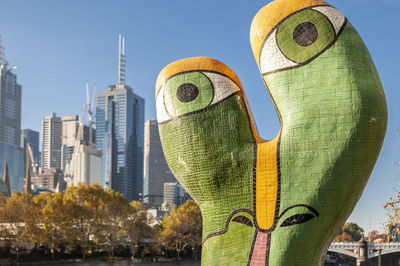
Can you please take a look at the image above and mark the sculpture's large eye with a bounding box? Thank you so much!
[164,72,213,118]
[260,6,346,75]
[156,71,241,123]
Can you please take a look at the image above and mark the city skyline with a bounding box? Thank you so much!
[0,0,399,232]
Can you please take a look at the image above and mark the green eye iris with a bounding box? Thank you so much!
[277,9,335,63]
[164,72,213,117]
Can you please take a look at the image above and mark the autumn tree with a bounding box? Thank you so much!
[0,192,38,259]
[96,188,131,256]
[383,190,400,241]
[334,222,364,242]
[63,183,106,258]
[32,192,68,258]
[159,200,202,259]
[333,231,353,242]
[124,201,155,259]
[366,230,388,243]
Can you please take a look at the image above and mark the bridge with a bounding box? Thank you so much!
[328,241,400,264]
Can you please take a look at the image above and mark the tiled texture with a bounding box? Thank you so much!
[156,0,387,265]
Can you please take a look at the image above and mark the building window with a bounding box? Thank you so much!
[4,126,15,144]
[4,98,16,119]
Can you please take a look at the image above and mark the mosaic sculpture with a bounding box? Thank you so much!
[155,0,387,265]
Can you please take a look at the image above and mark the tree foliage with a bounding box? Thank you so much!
[0,192,37,258]
[124,201,155,258]
[159,200,202,259]
[0,184,204,261]
[333,222,364,242]
[383,190,400,241]
[367,230,389,243]
[333,232,353,242]
[0,183,156,259]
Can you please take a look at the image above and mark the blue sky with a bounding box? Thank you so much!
[1,0,399,232]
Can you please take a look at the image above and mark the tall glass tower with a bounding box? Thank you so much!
[95,35,144,201]
[0,35,24,192]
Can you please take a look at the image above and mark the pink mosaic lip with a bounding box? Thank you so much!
[250,231,269,265]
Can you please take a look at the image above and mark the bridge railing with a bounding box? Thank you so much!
[328,242,359,258]
[328,241,400,259]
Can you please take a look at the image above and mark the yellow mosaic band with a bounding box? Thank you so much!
[256,136,280,230]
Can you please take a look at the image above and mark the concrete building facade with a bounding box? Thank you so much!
[41,113,62,171]
[143,120,175,208]
[61,115,78,171]
[72,144,102,186]
[34,168,66,192]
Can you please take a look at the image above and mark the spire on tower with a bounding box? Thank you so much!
[2,161,11,196]
[24,167,32,194]
[117,34,126,85]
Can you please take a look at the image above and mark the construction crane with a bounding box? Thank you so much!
[64,82,96,185]
[64,104,86,185]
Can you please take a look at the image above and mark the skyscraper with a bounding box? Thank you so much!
[72,144,102,186]
[21,129,40,167]
[0,38,21,146]
[61,115,78,171]
[143,120,175,208]
[96,35,144,201]
[0,35,24,191]
[41,113,62,171]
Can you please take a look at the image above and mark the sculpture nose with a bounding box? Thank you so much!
[255,135,280,230]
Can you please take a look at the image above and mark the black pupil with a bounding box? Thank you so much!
[176,83,199,103]
[293,22,318,47]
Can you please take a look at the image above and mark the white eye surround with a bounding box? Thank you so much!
[156,71,241,124]
[259,5,346,75]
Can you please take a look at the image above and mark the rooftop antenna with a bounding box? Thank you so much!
[117,34,126,85]
[0,35,8,66]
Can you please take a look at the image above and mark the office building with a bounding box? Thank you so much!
[21,129,40,171]
[95,35,144,201]
[41,113,62,170]
[0,36,24,192]
[61,115,78,171]
[34,168,66,193]
[143,120,175,208]
[61,115,97,172]
[0,40,21,146]
[0,142,24,191]
[72,144,102,186]
[163,182,184,210]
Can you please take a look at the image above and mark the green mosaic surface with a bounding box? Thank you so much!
[264,21,387,265]
[155,1,387,265]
